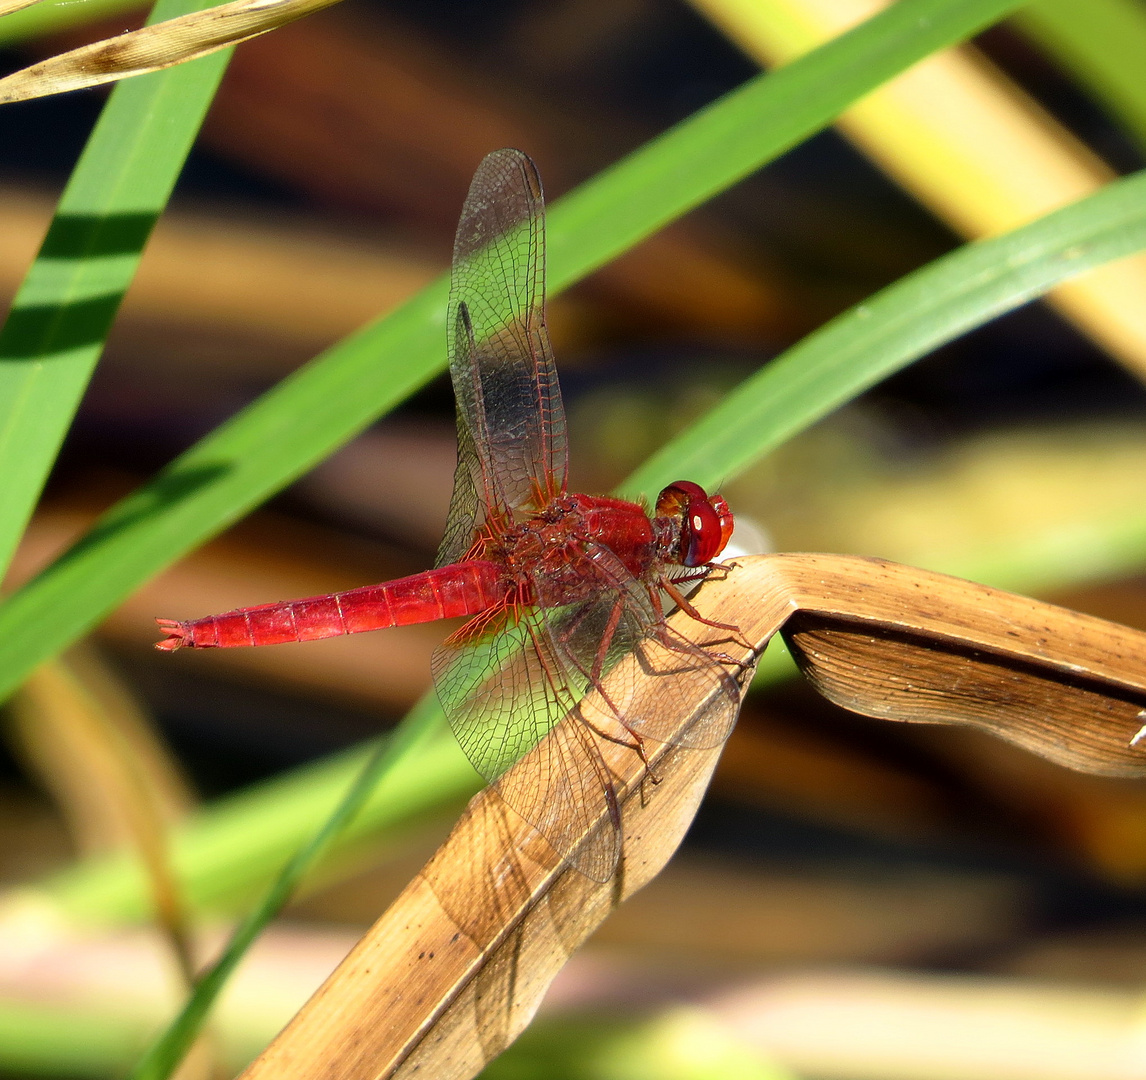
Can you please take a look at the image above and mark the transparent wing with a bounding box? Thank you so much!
[535,545,742,752]
[432,546,740,881]
[440,147,568,558]
[435,402,482,567]
[432,604,621,882]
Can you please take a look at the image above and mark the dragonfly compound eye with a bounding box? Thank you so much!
[656,481,734,567]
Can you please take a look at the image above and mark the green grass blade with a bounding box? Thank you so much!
[542,0,1025,289]
[0,0,1029,703]
[43,714,473,924]
[126,693,444,1080]
[1014,0,1146,157]
[622,168,1146,499]
[0,0,150,46]
[0,0,231,580]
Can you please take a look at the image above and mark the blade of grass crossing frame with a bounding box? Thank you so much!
[0,0,232,582]
[622,167,1146,500]
[540,0,1031,290]
[0,0,150,46]
[0,0,1031,702]
[127,692,444,1080]
[40,714,474,925]
[1014,0,1146,157]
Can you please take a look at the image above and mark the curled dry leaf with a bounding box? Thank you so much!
[0,0,342,103]
[771,553,1146,778]
[239,554,1146,1080]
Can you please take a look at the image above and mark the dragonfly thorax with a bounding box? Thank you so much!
[481,493,660,602]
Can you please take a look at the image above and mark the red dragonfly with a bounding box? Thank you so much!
[157,149,742,880]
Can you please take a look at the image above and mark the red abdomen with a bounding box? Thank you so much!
[156,560,505,650]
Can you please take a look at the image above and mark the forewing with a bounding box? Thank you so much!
[432,607,620,882]
[447,148,568,527]
[435,403,482,567]
[534,545,742,752]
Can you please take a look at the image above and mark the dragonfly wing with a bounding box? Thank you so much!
[435,407,482,568]
[433,549,741,880]
[432,605,621,882]
[534,545,743,752]
[447,148,568,530]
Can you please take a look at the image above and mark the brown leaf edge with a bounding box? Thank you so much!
[0,0,341,104]
[773,553,1146,778]
[237,553,1146,1080]
[0,0,48,21]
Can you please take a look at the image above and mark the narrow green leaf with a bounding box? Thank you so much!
[622,169,1146,499]
[0,0,231,579]
[0,0,150,46]
[126,693,444,1080]
[1014,0,1146,157]
[43,714,473,924]
[542,0,1029,288]
[0,0,1029,702]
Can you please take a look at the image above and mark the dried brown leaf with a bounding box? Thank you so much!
[0,0,342,103]
[241,565,775,1080]
[770,554,1146,777]
[238,554,1146,1079]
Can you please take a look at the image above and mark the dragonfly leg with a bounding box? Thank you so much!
[592,605,664,785]
[648,583,745,669]
[526,616,662,813]
[659,577,754,658]
[553,599,664,785]
[663,560,731,590]
[573,705,662,785]
[546,594,624,699]
[591,595,626,686]
[660,576,738,634]
[630,729,660,785]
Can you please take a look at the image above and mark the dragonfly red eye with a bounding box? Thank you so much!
[656,481,735,567]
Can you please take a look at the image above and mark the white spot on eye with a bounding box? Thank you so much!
[692,515,703,531]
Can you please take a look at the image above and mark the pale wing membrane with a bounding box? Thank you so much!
[435,399,483,568]
[432,608,620,882]
[447,148,568,522]
[534,546,741,752]
[433,546,740,881]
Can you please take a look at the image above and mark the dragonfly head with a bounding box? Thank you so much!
[655,481,734,567]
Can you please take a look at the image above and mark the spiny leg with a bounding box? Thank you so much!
[659,577,755,659]
[553,598,662,784]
